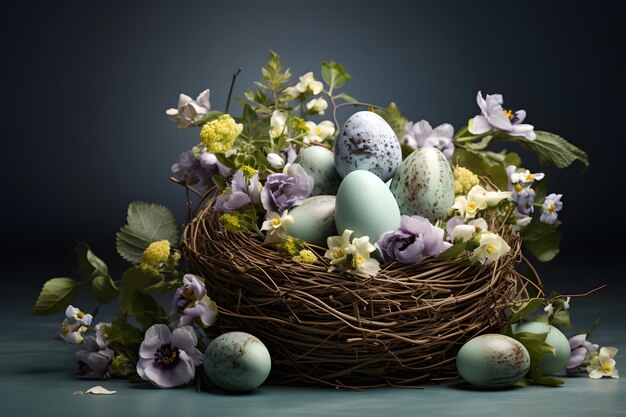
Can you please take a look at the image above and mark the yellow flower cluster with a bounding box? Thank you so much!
[291,116,309,134]
[240,165,257,178]
[454,166,480,195]
[278,237,299,257]
[219,213,243,232]
[141,240,171,270]
[199,114,243,154]
[293,249,317,264]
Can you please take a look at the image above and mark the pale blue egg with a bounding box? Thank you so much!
[512,322,571,376]
[389,147,454,222]
[334,111,402,182]
[335,170,401,242]
[294,146,341,196]
[203,332,271,392]
[287,196,336,246]
[456,334,530,388]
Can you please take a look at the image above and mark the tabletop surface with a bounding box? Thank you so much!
[1,262,623,417]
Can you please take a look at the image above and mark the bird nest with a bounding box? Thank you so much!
[181,193,540,389]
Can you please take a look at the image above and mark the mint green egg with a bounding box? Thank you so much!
[512,322,571,376]
[389,147,454,222]
[203,332,271,392]
[456,334,530,388]
[294,146,341,196]
[287,196,336,246]
[335,170,401,242]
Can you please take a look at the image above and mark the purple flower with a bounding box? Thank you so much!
[541,193,563,224]
[511,188,536,216]
[76,332,114,379]
[469,91,536,140]
[404,120,455,159]
[377,215,451,264]
[261,163,313,213]
[555,334,599,376]
[214,170,261,213]
[171,274,217,328]
[165,89,211,129]
[171,148,230,189]
[136,324,204,388]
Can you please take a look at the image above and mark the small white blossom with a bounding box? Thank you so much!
[269,110,289,139]
[305,98,328,115]
[281,86,300,100]
[325,230,379,277]
[471,232,511,265]
[165,89,211,129]
[66,305,93,326]
[261,211,294,243]
[325,229,354,266]
[544,302,555,316]
[450,218,489,243]
[506,165,545,193]
[303,120,335,143]
[295,72,323,95]
[267,153,285,170]
[587,347,619,379]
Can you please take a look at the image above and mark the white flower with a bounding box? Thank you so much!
[57,319,88,344]
[281,86,300,100]
[506,165,545,193]
[305,98,328,115]
[563,296,571,310]
[165,89,211,128]
[484,190,512,207]
[325,229,355,266]
[66,305,93,326]
[295,72,323,95]
[303,120,335,143]
[450,218,489,243]
[351,236,380,277]
[512,212,532,231]
[471,232,511,265]
[269,110,289,139]
[544,302,555,316]
[267,153,285,170]
[450,185,509,220]
[261,211,294,243]
[587,347,619,379]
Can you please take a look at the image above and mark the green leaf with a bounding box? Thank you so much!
[144,279,183,293]
[551,308,572,329]
[333,92,358,103]
[33,277,80,315]
[464,135,493,150]
[321,61,351,91]
[512,330,559,385]
[115,201,179,264]
[495,131,589,169]
[436,243,466,260]
[372,102,407,140]
[194,111,223,126]
[104,316,144,363]
[119,267,162,315]
[92,274,119,304]
[509,298,544,322]
[75,242,108,281]
[521,221,562,262]
[504,151,522,168]
[128,290,168,330]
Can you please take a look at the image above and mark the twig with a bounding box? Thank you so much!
[560,284,608,298]
[225,67,242,114]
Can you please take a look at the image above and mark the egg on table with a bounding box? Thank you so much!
[334,111,402,182]
[294,146,342,196]
[335,170,401,243]
[512,322,571,376]
[203,332,272,392]
[286,195,336,246]
[456,334,531,388]
[389,147,454,222]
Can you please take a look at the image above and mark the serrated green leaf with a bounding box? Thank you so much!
[115,201,179,264]
[495,131,589,169]
[522,221,562,262]
[92,274,119,304]
[33,277,80,315]
[321,61,351,91]
[510,298,544,322]
[119,267,161,315]
[104,316,143,364]
[75,242,108,281]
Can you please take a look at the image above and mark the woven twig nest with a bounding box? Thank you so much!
[181,194,537,389]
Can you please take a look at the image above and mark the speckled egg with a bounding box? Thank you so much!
[294,146,342,196]
[512,322,571,376]
[389,147,454,222]
[335,170,401,242]
[203,332,271,392]
[334,111,402,182]
[286,195,336,246]
[456,334,531,388]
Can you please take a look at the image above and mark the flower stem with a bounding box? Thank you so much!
[225,67,242,114]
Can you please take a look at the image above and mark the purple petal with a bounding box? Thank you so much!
[567,347,588,368]
[476,91,488,115]
[171,326,198,353]
[469,115,492,135]
[569,334,587,350]
[513,110,526,124]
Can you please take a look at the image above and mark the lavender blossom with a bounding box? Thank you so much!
[469,91,536,140]
[136,324,204,388]
[377,215,451,264]
[541,193,563,224]
[165,89,211,128]
[214,170,261,213]
[171,147,230,189]
[511,188,536,216]
[404,120,455,159]
[261,163,313,213]
[555,334,600,376]
[170,274,217,328]
[76,332,114,379]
